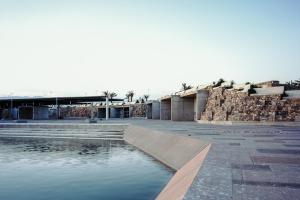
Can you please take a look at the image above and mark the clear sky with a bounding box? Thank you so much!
[0,0,299,99]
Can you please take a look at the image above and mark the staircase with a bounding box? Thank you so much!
[0,124,127,140]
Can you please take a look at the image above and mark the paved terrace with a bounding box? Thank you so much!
[1,119,300,199]
[125,120,300,200]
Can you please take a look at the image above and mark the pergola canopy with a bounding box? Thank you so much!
[0,96,124,108]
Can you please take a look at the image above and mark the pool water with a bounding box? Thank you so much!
[0,137,173,200]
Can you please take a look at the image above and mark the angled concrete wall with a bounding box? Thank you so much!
[171,95,194,121]
[124,125,209,170]
[124,125,210,200]
[160,99,171,120]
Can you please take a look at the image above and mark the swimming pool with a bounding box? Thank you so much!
[0,136,173,200]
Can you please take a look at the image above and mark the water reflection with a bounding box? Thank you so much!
[0,136,173,200]
[1,137,133,152]
[0,137,137,165]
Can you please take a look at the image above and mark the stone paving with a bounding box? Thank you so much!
[125,120,300,200]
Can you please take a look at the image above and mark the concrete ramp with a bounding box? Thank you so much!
[124,125,210,200]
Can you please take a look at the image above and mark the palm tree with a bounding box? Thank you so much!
[109,92,117,103]
[125,93,130,102]
[181,83,192,91]
[126,91,134,102]
[214,78,225,87]
[143,94,149,102]
[129,91,134,102]
[102,90,109,97]
[102,91,117,103]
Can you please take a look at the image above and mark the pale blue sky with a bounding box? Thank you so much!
[0,0,299,99]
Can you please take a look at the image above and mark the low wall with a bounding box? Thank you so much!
[124,125,210,200]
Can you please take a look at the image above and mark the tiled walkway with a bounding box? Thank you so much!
[126,120,300,200]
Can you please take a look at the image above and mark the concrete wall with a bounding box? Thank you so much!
[146,104,152,119]
[160,99,171,120]
[129,106,133,117]
[285,90,300,99]
[195,90,209,120]
[152,101,160,119]
[171,95,194,121]
[33,106,49,120]
[252,86,284,96]
[160,91,208,121]
[8,108,18,119]
[147,101,160,119]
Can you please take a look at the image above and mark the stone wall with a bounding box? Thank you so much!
[61,104,147,119]
[60,106,97,118]
[201,87,300,122]
[131,103,147,118]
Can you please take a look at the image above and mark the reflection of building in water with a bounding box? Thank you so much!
[0,137,129,160]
